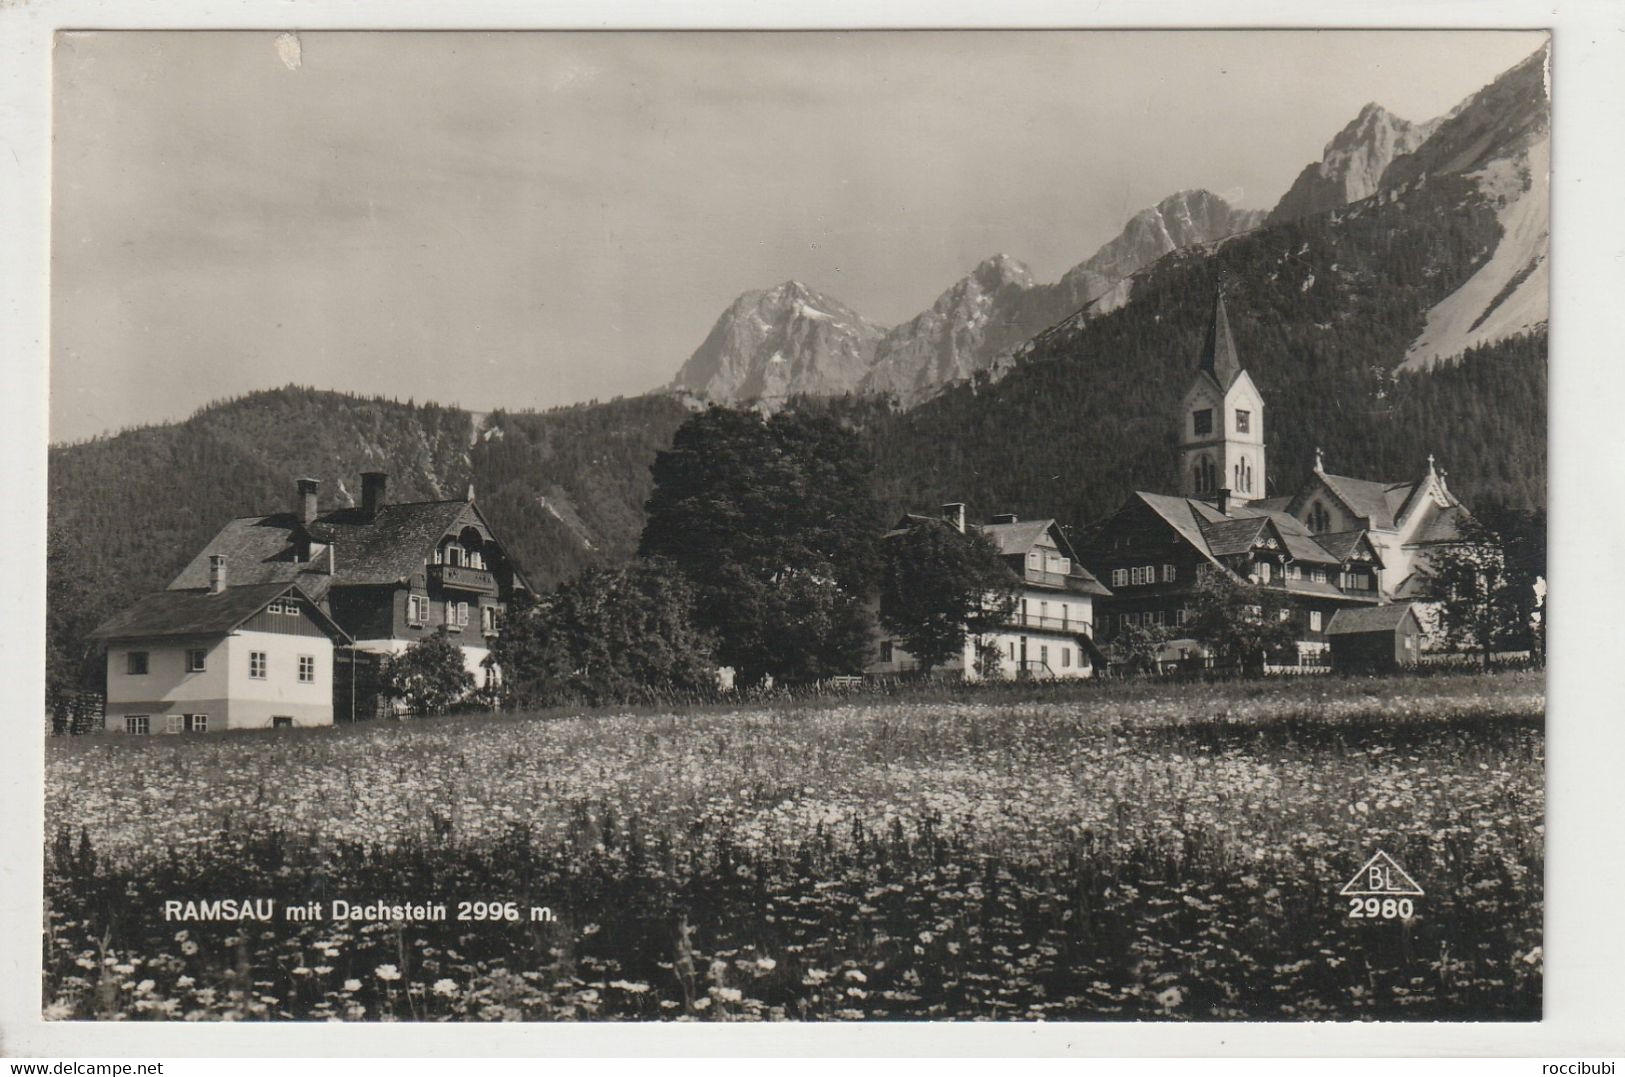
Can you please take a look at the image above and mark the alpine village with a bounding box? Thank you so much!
[49,45,1548,737]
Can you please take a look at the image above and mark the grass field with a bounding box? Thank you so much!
[43,670,1543,1021]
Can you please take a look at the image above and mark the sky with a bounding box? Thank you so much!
[49,29,1547,444]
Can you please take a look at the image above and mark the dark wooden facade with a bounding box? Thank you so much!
[1327,606,1424,673]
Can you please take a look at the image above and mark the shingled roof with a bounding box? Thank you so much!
[1315,473,1416,531]
[1199,516,1271,557]
[89,582,349,642]
[1326,603,1421,635]
[169,499,474,591]
[1311,529,1372,563]
[1136,492,1221,562]
[977,518,1056,557]
[1198,292,1244,390]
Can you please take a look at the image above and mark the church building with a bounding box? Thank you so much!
[1079,292,1469,667]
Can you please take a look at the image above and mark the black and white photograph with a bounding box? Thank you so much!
[8,11,1604,1050]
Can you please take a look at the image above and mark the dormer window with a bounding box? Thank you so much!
[1193,409,1213,436]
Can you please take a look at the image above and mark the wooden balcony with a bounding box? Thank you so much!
[1007,613,1087,633]
[428,563,498,596]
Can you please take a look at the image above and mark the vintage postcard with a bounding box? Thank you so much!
[7,9,1615,1060]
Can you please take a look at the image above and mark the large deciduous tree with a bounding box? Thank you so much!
[1185,569,1299,676]
[492,560,718,709]
[878,520,1019,675]
[1424,513,1532,668]
[380,633,475,716]
[639,407,880,685]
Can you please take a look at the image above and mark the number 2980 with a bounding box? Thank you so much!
[1347,896,1414,919]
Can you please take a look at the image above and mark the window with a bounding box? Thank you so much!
[1286,564,1302,581]
[879,640,893,663]
[1161,564,1176,583]
[249,651,267,679]
[1177,608,1190,626]
[185,648,207,672]
[1111,568,1128,587]
[1040,645,1049,666]
[125,715,149,735]
[457,602,470,627]
[407,594,429,625]
[1307,502,1331,534]
[188,714,208,733]
[1312,568,1328,584]
[1039,600,1049,623]
[1008,641,1016,660]
[1309,611,1323,632]
[1235,409,1251,434]
[266,598,298,615]
[1257,562,1272,583]
[1193,409,1213,436]
[1278,609,1291,622]
[1061,649,1072,668]
[166,715,184,734]
[125,651,148,676]
[298,655,315,683]
[272,716,294,729]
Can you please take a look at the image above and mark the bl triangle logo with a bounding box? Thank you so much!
[1341,850,1424,896]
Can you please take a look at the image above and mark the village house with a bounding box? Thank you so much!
[1080,292,1469,668]
[89,471,532,731]
[90,570,351,734]
[868,503,1111,680]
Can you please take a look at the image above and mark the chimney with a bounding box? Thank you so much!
[1216,488,1231,516]
[990,513,1019,525]
[361,471,388,518]
[295,477,320,525]
[208,554,227,594]
[941,502,966,533]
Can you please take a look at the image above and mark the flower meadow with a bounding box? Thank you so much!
[43,671,1543,1021]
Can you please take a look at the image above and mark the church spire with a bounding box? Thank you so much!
[1198,290,1243,390]
[1177,285,1265,507]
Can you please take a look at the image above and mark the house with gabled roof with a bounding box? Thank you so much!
[1079,291,1466,667]
[90,576,351,734]
[168,472,531,681]
[1289,450,1469,600]
[90,471,532,731]
[869,503,1111,680]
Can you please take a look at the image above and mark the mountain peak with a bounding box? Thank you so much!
[1267,99,1438,225]
[970,253,1035,289]
[671,281,886,404]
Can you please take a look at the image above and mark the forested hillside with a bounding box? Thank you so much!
[47,171,1546,698]
[47,388,695,688]
[861,171,1545,535]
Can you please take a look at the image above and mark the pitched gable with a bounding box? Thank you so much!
[90,582,350,643]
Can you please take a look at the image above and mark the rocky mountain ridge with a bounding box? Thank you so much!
[673,189,1266,408]
[1266,103,1442,225]
[666,281,887,403]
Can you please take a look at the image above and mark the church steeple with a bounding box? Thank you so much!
[1198,291,1243,390]
[1177,290,1266,509]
